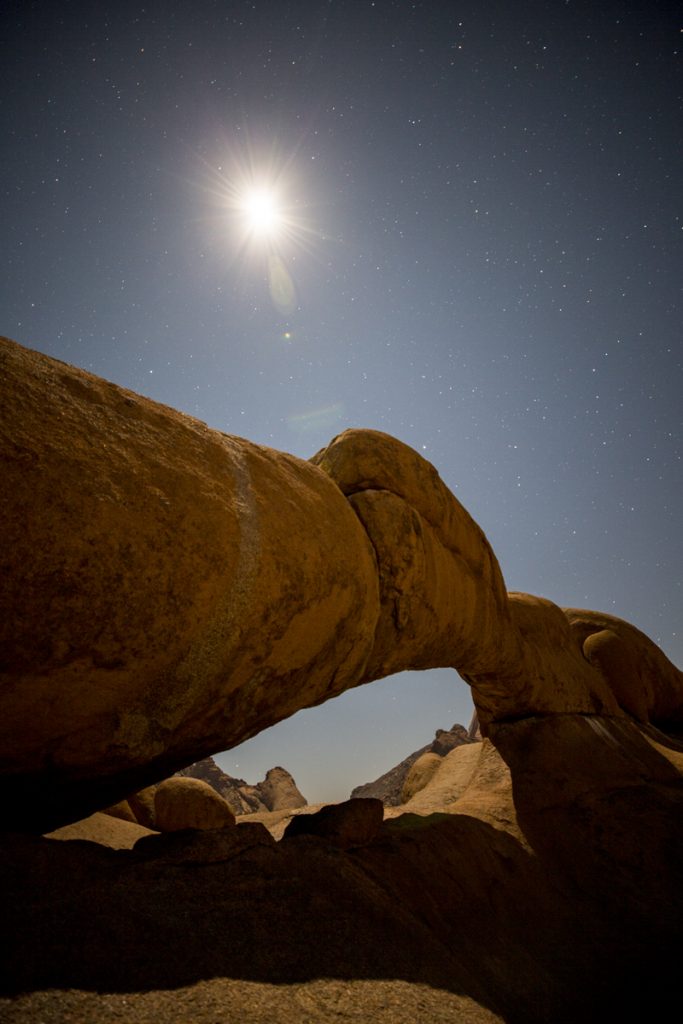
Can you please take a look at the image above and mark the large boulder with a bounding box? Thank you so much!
[1,335,682,833]
[153,777,236,832]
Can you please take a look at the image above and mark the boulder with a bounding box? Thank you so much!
[283,798,384,847]
[153,777,236,832]
[133,821,274,864]
[401,752,443,803]
[236,784,269,814]
[257,766,307,811]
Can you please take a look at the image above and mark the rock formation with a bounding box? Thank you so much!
[1,334,682,839]
[176,757,307,815]
[4,724,683,1022]
[258,766,308,812]
[351,722,473,805]
[401,743,484,811]
[1,335,683,1021]
[175,756,245,806]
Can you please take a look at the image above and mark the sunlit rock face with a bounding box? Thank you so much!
[1,335,681,833]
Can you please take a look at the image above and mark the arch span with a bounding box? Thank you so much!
[1,336,681,832]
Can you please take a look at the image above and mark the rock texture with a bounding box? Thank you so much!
[1,335,682,840]
[351,723,473,805]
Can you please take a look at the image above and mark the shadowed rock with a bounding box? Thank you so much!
[1,335,681,833]
[283,798,384,847]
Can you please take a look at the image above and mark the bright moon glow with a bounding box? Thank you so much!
[242,188,282,236]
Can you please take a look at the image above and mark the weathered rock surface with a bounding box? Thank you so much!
[431,723,471,755]
[351,722,473,805]
[1,335,682,842]
[153,777,236,832]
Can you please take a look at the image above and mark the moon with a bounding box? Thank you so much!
[241,187,282,237]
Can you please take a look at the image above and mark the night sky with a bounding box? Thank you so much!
[3,1,681,803]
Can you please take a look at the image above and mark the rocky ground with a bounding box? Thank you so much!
[3,717,683,1023]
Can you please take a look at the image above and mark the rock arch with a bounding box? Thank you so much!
[1,336,681,832]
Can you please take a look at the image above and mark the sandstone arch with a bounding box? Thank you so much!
[1,336,681,832]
